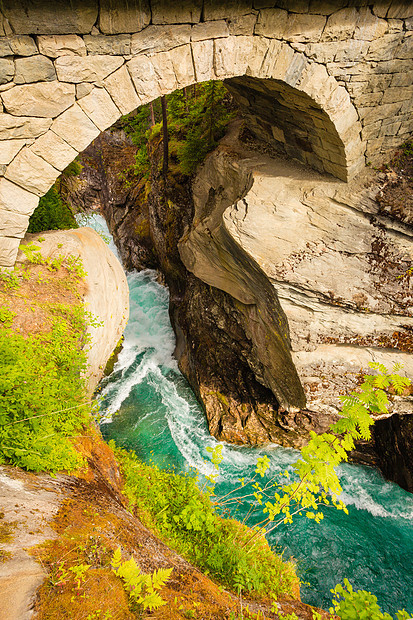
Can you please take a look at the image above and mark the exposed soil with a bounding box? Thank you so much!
[0,252,84,339]
[376,140,413,225]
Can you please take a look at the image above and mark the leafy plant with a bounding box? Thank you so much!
[111,547,172,614]
[112,444,297,600]
[229,363,411,549]
[0,306,15,328]
[330,579,412,620]
[28,186,78,234]
[0,269,20,290]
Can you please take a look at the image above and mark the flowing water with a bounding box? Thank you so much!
[88,214,413,615]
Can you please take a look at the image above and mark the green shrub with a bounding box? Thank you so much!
[0,309,91,472]
[28,186,78,234]
[112,444,296,600]
[330,580,412,620]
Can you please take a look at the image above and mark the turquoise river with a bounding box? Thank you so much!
[88,215,413,615]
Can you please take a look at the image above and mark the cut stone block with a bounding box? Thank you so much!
[151,0,202,24]
[2,82,75,118]
[99,0,150,34]
[78,87,121,131]
[0,114,51,139]
[5,147,59,196]
[0,234,21,267]
[37,35,87,57]
[0,59,14,85]
[51,103,100,152]
[0,177,39,216]
[14,55,56,84]
[54,55,124,83]
[131,25,191,55]
[104,65,141,115]
[0,139,26,165]
[0,209,29,237]
[30,130,78,171]
[84,34,131,55]
[1,0,98,35]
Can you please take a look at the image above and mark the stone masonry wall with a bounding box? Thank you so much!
[0,0,412,267]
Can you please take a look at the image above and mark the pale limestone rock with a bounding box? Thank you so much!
[227,13,258,35]
[0,139,26,164]
[0,177,39,216]
[162,44,195,90]
[214,36,254,79]
[0,35,37,57]
[366,33,402,61]
[129,45,195,100]
[54,55,124,84]
[182,131,413,414]
[0,114,51,139]
[18,227,129,393]
[321,7,357,41]
[51,103,100,152]
[391,72,413,87]
[0,209,29,237]
[355,7,388,40]
[382,85,413,104]
[204,0,252,21]
[99,0,150,34]
[76,83,94,99]
[151,0,202,24]
[284,13,327,43]
[30,130,78,171]
[140,45,195,96]
[387,3,413,19]
[2,82,75,118]
[396,35,413,59]
[104,65,141,115]
[245,36,276,77]
[84,34,131,55]
[5,147,59,196]
[0,59,14,85]
[0,14,12,36]
[131,25,191,55]
[14,55,56,84]
[1,0,98,35]
[0,234,21,267]
[255,38,281,77]
[254,8,288,37]
[0,39,12,57]
[191,39,215,83]
[37,35,86,58]
[334,40,366,63]
[265,43,296,80]
[78,87,120,131]
[191,21,229,42]
[127,56,162,102]
[305,41,338,63]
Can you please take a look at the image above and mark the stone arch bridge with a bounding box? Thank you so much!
[0,0,411,267]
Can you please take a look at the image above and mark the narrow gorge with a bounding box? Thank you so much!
[64,105,413,492]
[0,2,413,619]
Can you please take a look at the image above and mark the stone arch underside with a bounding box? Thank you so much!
[0,36,365,268]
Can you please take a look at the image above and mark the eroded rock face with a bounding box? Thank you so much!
[66,126,413,485]
[16,227,129,393]
[179,122,413,422]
